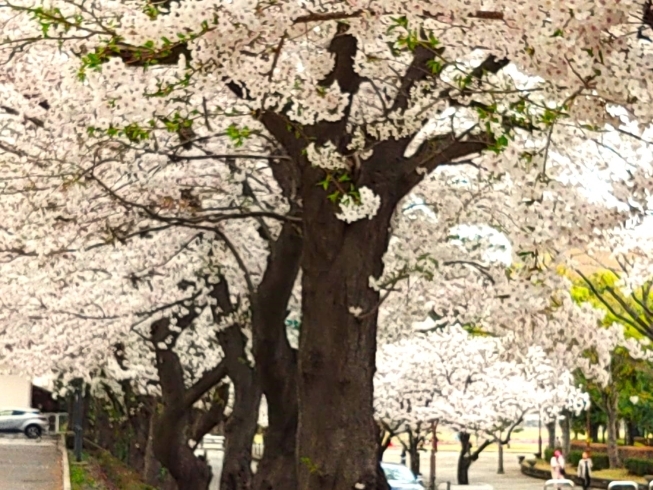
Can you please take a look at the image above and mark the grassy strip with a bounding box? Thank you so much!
[69,451,108,490]
[69,448,156,490]
[91,447,155,490]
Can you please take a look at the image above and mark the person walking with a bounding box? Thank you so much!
[550,449,565,489]
[577,451,593,490]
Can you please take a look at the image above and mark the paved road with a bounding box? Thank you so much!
[0,437,62,490]
[383,448,547,490]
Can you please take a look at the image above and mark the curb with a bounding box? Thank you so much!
[60,433,71,490]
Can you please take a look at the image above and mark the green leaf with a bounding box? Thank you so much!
[337,173,351,183]
[327,191,340,203]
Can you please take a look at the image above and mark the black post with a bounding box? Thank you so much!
[73,382,83,462]
[537,414,542,459]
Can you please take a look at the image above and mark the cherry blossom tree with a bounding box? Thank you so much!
[375,325,587,484]
[2,1,653,489]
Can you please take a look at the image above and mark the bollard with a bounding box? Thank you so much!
[543,479,574,488]
[607,482,638,490]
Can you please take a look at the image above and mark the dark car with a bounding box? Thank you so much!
[381,462,425,490]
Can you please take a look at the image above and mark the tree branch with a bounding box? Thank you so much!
[183,360,229,409]
[191,383,230,443]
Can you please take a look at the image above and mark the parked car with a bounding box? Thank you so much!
[381,462,425,490]
[0,407,48,438]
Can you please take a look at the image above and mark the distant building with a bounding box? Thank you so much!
[32,385,63,413]
[0,366,31,408]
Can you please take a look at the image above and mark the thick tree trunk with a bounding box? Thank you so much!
[402,426,423,477]
[546,421,556,450]
[143,408,163,485]
[409,444,420,477]
[606,399,620,468]
[457,433,473,485]
[251,220,302,490]
[151,315,229,490]
[256,35,487,490]
[560,410,571,456]
[590,420,599,443]
[296,171,398,490]
[497,440,504,475]
[219,326,261,490]
[626,420,639,446]
[153,407,213,490]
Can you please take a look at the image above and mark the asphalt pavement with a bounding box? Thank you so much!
[0,436,62,490]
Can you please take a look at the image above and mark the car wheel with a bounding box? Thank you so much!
[24,425,42,439]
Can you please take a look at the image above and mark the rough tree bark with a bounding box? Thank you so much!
[403,425,424,477]
[209,279,261,490]
[546,421,556,450]
[150,312,231,490]
[218,326,261,490]
[605,395,621,468]
[257,29,493,490]
[251,205,303,490]
[457,433,479,485]
[457,421,522,484]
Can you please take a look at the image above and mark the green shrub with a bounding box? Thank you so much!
[567,450,583,466]
[544,448,554,461]
[625,457,653,476]
[591,453,610,471]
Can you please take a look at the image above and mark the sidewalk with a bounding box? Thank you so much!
[0,437,62,490]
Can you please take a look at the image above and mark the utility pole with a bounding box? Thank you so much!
[429,421,438,490]
[73,381,84,462]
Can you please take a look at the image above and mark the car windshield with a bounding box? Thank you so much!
[383,465,416,482]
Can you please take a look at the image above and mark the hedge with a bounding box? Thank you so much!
[568,450,583,466]
[625,458,653,477]
[591,454,610,471]
[571,440,653,461]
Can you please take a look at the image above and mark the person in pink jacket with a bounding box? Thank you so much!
[550,449,566,487]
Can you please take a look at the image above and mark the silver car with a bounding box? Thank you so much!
[381,462,425,490]
[0,407,48,439]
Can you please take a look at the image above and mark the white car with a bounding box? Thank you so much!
[0,407,48,439]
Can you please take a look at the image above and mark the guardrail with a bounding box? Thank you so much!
[544,479,574,488]
[607,483,638,490]
[42,412,68,434]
